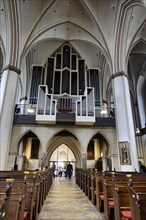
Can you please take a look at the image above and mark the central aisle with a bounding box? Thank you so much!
[38,176,105,220]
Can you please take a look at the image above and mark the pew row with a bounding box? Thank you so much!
[0,169,52,220]
[75,168,146,220]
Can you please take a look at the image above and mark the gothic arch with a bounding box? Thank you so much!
[87,131,111,155]
[13,129,43,153]
[17,131,42,153]
[46,130,82,168]
[87,132,111,171]
[45,128,80,150]
[87,131,112,151]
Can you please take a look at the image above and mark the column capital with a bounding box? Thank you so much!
[8,152,17,156]
[82,152,87,157]
[112,71,128,79]
[2,64,21,75]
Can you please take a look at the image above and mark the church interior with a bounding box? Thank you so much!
[0,0,146,220]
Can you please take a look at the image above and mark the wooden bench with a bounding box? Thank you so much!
[128,185,146,220]
[101,171,139,220]
[0,195,9,220]
[0,178,26,220]
[0,172,39,220]
[113,174,146,220]
[102,173,115,220]
[0,179,12,220]
[8,193,26,220]
[75,169,146,220]
[0,169,52,220]
[90,170,101,206]
[95,171,104,211]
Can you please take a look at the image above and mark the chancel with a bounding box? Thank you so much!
[0,0,146,220]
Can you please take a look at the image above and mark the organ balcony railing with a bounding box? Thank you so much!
[14,103,115,118]
[14,86,115,125]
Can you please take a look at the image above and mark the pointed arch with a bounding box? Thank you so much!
[86,131,112,171]
[46,130,82,168]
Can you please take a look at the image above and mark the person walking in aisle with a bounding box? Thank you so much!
[66,162,73,178]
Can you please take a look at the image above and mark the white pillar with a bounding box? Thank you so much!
[94,139,100,160]
[82,153,87,169]
[18,140,24,156]
[113,72,139,171]
[17,140,24,170]
[39,152,46,170]
[0,65,20,170]
[102,143,107,171]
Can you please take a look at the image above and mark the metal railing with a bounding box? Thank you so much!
[14,103,115,118]
[14,104,37,115]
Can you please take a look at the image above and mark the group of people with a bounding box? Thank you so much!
[52,162,73,178]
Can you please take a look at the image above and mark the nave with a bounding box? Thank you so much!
[1,168,146,220]
[38,176,105,220]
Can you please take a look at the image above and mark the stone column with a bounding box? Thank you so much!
[39,152,47,170]
[0,65,20,170]
[17,140,24,170]
[112,72,139,171]
[94,139,100,160]
[102,143,107,171]
[82,153,87,169]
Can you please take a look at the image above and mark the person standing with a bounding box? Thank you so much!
[66,162,73,178]
[52,162,56,178]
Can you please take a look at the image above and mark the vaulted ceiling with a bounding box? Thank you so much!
[0,0,146,98]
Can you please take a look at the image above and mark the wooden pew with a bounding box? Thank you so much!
[95,171,104,211]
[113,185,131,220]
[78,169,82,189]
[0,169,52,220]
[101,172,137,220]
[87,169,95,200]
[91,174,96,205]
[75,169,146,220]
[1,171,39,220]
[128,185,146,220]
[0,178,27,220]
[82,171,87,194]
[102,172,115,220]
[91,169,101,205]
[0,179,13,220]
[0,179,28,220]
[113,174,146,220]
[0,196,9,220]
[8,193,26,220]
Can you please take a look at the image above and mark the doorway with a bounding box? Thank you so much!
[50,144,76,176]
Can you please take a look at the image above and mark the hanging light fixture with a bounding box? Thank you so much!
[27,104,34,113]
[100,106,107,114]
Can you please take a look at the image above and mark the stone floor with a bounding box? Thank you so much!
[38,176,105,220]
